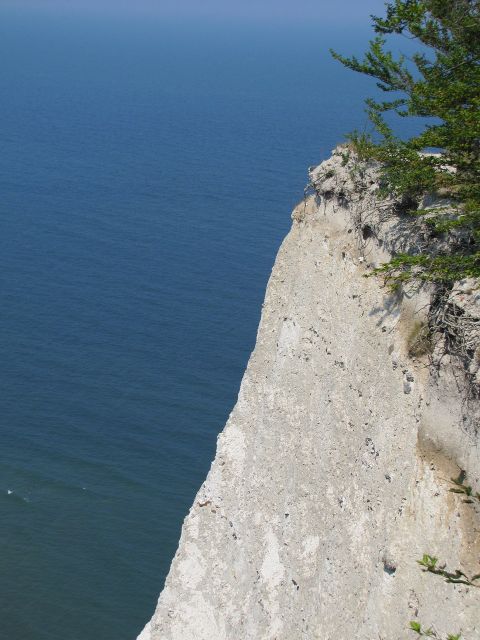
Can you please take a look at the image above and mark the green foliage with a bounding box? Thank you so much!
[409,620,461,639]
[417,553,439,571]
[369,252,480,289]
[409,472,479,640]
[331,0,480,285]
[449,470,480,504]
[345,131,379,162]
[417,552,480,587]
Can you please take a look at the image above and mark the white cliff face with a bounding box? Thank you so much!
[139,149,479,640]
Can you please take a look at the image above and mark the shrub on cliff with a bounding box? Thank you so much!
[331,0,480,287]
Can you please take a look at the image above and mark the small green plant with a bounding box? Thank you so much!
[417,553,480,588]
[409,620,461,640]
[409,472,479,639]
[346,131,379,163]
[449,470,480,504]
[340,150,350,167]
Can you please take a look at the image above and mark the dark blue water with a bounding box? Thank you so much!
[0,9,395,640]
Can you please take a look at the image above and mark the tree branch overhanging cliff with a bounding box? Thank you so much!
[330,0,480,287]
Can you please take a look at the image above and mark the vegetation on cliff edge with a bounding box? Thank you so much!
[331,0,480,287]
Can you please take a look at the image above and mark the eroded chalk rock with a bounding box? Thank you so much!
[139,149,479,640]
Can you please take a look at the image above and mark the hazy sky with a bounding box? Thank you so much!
[2,0,389,26]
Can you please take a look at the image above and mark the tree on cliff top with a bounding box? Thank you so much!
[331,0,480,286]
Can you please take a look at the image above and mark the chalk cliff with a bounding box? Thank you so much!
[139,149,479,640]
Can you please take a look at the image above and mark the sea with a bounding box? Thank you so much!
[0,8,404,640]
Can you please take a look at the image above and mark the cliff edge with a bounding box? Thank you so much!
[139,148,479,640]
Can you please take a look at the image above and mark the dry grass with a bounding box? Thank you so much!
[407,321,432,358]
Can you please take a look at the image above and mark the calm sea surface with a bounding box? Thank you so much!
[0,10,391,639]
